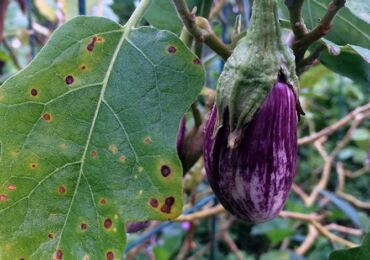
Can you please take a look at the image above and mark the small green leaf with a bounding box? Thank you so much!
[0,16,204,259]
[329,233,370,260]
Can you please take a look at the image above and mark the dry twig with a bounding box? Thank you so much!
[296,224,318,255]
[298,102,370,145]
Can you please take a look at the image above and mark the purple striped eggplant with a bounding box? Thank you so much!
[204,80,297,223]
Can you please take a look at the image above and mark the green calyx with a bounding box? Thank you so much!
[216,0,298,148]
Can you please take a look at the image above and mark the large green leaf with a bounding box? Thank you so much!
[329,233,370,260]
[0,16,204,259]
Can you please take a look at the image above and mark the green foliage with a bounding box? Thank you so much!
[0,16,204,258]
[279,0,370,88]
[330,233,370,260]
[251,219,295,244]
[144,0,183,34]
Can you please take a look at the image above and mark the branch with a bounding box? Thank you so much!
[297,45,326,75]
[296,224,318,255]
[311,220,358,248]
[175,204,226,222]
[298,102,370,145]
[0,0,9,43]
[287,0,347,64]
[285,0,307,39]
[279,211,323,222]
[172,0,203,39]
[301,0,346,47]
[325,223,363,236]
[221,232,244,260]
[172,0,231,59]
[337,191,370,210]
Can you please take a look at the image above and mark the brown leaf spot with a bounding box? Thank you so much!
[161,165,171,177]
[104,218,112,229]
[65,75,74,85]
[91,150,97,158]
[30,163,38,169]
[30,88,38,96]
[143,136,152,144]
[149,198,159,208]
[119,155,126,163]
[160,196,175,214]
[106,251,114,260]
[43,113,52,121]
[167,46,177,54]
[100,198,107,205]
[48,233,54,239]
[19,258,25,260]
[87,36,97,52]
[81,223,88,230]
[55,249,63,260]
[193,58,201,65]
[80,64,87,71]
[58,186,66,194]
[96,37,105,43]
[7,185,16,191]
[0,194,8,202]
[83,256,90,260]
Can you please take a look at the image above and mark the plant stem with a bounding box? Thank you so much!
[124,0,152,32]
[172,0,231,60]
[0,0,9,43]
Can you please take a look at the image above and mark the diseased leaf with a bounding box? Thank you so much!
[0,16,204,259]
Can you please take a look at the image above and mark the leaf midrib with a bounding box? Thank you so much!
[56,26,129,250]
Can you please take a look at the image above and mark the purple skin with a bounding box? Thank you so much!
[204,80,297,223]
[126,221,150,233]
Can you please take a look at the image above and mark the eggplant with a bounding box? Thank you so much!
[204,80,297,223]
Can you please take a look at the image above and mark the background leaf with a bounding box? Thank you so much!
[35,0,119,22]
[279,0,370,89]
[0,16,204,259]
[329,233,370,260]
[144,0,202,34]
[317,40,370,91]
[279,0,370,48]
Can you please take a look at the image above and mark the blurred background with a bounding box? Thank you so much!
[0,0,369,259]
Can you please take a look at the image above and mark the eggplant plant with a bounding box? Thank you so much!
[0,0,368,258]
